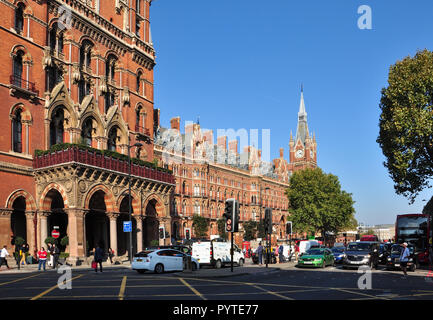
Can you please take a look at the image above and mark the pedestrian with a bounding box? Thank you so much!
[400,242,411,278]
[278,245,284,263]
[256,242,263,265]
[108,248,114,264]
[47,243,53,267]
[295,243,299,261]
[94,244,104,273]
[14,243,22,270]
[37,247,48,271]
[0,245,11,270]
[52,243,60,269]
[20,243,27,266]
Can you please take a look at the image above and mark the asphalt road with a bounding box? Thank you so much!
[0,263,432,301]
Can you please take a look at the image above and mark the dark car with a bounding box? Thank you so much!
[331,247,346,264]
[386,244,419,272]
[378,243,392,265]
[342,241,380,269]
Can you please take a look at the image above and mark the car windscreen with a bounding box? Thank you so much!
[305,249,324,255]
[347,243,372,251]
[331,248,344,253]
[134,250,153,257]
[391,245,414,255]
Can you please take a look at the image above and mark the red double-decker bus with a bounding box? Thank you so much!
[395,214,432,264]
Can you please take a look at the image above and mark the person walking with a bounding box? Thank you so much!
[37,247,48,271]
[19,243,27,266]
[47,243,53,267]
[256,242,263,265]
[278,245,284,263]
[14,243,22,270]
[295,243,300,262]
[52,244,60,269]
[108,248,114,264]
[0,245,11,270]
[400,242,411,278]
[94,245,104,273]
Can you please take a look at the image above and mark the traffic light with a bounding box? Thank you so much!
[185,228,191,240]
[159,226,165,239]
[286,221,292,235]
[224,199,239,233]
[264,208,272,234]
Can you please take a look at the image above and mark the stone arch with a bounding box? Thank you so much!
[84,184,116,212]
[39,183,69,211]
[9,103,32,123]
[105,109,129,146]
[116,190,140,214]
[143,194,165,217]
[6,189,36,211]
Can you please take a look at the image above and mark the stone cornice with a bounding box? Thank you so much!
[0,160,33,176]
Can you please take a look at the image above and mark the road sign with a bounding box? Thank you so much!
[123,221,132,232]
[52,230,60,238]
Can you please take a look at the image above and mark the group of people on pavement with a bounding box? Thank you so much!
[252,242,300,265]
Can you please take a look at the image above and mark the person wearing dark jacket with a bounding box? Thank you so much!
[52,244,61,269]
[94,245,104,273]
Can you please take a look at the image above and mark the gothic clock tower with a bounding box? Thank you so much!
[289,86,317,170]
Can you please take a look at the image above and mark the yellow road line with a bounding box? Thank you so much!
[30,274,84,300]
[249,284,294,300]
[118,276,127,300]
[333,288,390,300]
[0,273,42,287]
[179,278,207,300]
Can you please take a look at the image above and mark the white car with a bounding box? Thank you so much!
[131,249,200,274]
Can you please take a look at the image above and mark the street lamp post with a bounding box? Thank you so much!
[127,139,143,263]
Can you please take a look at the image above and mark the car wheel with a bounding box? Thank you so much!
[215,259,222,269]
[322,260,326,268]
[154,263,164,274]
[238,259,244,267]
[410,263,416,272]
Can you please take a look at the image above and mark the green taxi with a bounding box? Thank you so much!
[297,248,335,268]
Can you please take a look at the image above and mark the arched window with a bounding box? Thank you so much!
[182,181,186,194]
[49,23,63,55]
[12,109,22,153]
[136,71,142,93]
[12,50,24,87]
[136,105,142,128]
[107,127,118,151]
[15,3,25,35]
[50,107,64,147]
[105,54,117,82]
[81,118,93,147]
[79,40,93,69]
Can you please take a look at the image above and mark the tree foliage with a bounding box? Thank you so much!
[377,49,433,204]
[243,220,258,241]
[286,168,356,237]
[192,215,209,238]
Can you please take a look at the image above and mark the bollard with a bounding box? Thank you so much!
[183,255,192,273]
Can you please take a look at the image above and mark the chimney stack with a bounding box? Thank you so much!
[228,140,238,154]
[170,117,180,131]
[217,136,227,150]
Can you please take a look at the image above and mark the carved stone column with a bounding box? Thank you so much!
[25,211,36,254]
[107,213,118,256]
[135,215,144,253]
[65,208,86,265]
[0,209,12,251]
[39,211,50,249]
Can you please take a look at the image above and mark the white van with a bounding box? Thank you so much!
[298,240,320,254]
[192,240,245,268]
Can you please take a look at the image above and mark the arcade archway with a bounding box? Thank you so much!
[143,199,160,247]
[117,196,137,256]
[11,196,26,242]
[85,190,110,256]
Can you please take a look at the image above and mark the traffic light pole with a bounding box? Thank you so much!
[231,231,234,272]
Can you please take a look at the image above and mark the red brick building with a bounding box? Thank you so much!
[0,0,317,263]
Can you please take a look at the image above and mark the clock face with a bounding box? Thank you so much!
[295,149,304,158]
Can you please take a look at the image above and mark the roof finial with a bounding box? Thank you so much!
[301,83,303,93]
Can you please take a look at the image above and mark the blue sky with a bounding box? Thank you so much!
[150,0,433,226]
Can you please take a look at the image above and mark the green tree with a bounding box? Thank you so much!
[377,49,433,204]
[243,220,258,241]
[192,215,209,238]
[286,168,356,239]
[217,218,228,240]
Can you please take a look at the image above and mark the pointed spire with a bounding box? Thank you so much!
[295,85,309,146]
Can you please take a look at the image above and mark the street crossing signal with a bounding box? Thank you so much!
[264,208,272,235]
[224,199,239,233]
[185,228,191,240]
[159,226,165,239]
[286,221,292,235]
